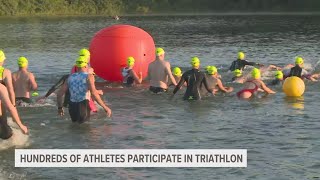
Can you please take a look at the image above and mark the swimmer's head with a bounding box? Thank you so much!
[238,51,245,60]
[156,47,165,56]
[79,48,90,58]
[127,56,135,67]
[75,56,88,68]
[233,69,242,77]
[207,66,218,75]
[0,50,6,62]
[205,66,211,72]
[17,57,28,68]
[173,67,182,77]
[190,57,200,68]
[295,56,304,65]
[275,70,283,80]
[251,68,261,79]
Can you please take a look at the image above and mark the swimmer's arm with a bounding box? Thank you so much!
[173,74,185,94]
[166,63,177,86]
[244,60,260,67]
[216,79,233,93]
[57,81,68,109]
[0,88,27,134]
[268,65,282,70]
[260,81,275,94]
[29,73,38,91]
[130,70,142,84]
[45,75,69,98]
[88,74,111,117]
[5,70,15,106]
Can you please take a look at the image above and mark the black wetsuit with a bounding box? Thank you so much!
[229,59,258,71]
[0,100,12,139]
[44,74,70,107]
[288,65,302,78]
[173,69,212,100]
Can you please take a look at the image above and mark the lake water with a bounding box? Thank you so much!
[0,14,320,179]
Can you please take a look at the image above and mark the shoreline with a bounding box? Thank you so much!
[0,11,320,18]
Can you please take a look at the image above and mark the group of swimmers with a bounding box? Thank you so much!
[123,49,320,100]
[1,47,320,141]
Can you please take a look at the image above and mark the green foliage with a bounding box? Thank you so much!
[0,0,320,16]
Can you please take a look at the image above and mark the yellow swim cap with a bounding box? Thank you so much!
[18,56,28,68]
[173,67,182,77]
[233,69,242,77]
[75,56,88,68]
[207,66,217,75]
[0,50,6,62]
[205,66,211,72]
[79,48,90,58]
[31,91,39,97]
[156,47,165,56]
[190,57,200,67]
[127,56,135,67]
[238,51,245,60]
[251,68,261,79]
[275,70,283,79]
[295,56,304,65]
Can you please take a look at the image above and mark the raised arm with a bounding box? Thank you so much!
[244,60,259,66]
[88,74,112,117]
[0,85,27,134]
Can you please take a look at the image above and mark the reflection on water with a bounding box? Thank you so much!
[284,96,305,110]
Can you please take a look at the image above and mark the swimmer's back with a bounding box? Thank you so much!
[148,60,170,89]
[12,71,34,98]
[243,79,262,89]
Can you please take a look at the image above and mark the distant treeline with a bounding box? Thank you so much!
[1,0,320,16]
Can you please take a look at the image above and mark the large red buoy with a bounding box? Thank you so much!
[89,25,155,82]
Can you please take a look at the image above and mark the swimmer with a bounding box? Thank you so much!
[283,56,318,81]
[121,56,142,86]
[231,69,246,83]
[0,50,16,106]
[169,67,184,86]
[173,57,214,100]
[237,68,275,99]
[38,48,102,111]
[12,57,38,105]
[269,70,284,86]
[57,56,111,123]
[172,67,182,84]
[232,64,281,84]
[204,66,233,94]
[229,51,263,71]
[147,48,177,93]
[0,83,28,139]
